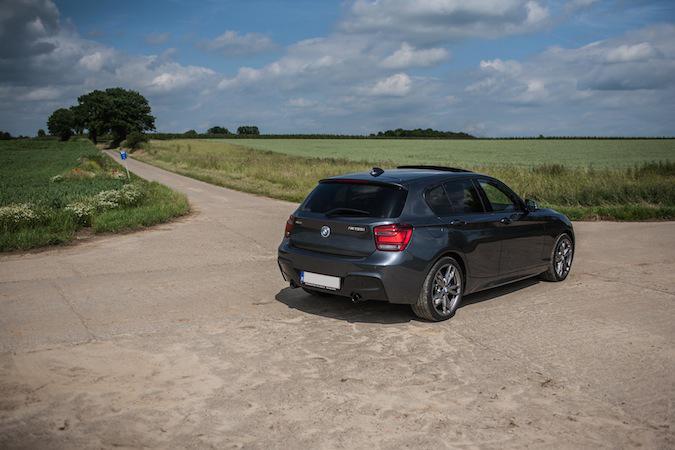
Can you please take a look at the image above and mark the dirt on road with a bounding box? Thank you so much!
[1,154,673,449]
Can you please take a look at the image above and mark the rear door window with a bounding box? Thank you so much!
[443,180,485,214]
[301,182,407,218]
[425,185,453,216]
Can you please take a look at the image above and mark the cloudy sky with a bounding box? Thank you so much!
[1,0,674,136]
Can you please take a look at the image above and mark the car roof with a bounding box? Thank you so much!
[324,168,476,186]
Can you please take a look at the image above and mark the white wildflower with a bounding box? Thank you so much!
[0,203,39,228]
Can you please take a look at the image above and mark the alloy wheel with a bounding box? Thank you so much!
[554,236,573,278]
[431,263,462,315]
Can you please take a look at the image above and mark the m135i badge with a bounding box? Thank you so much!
[347,226,366,232]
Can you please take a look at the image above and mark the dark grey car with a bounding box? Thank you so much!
[277,166,574,321]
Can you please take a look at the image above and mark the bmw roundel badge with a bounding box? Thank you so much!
[320,225,331,238]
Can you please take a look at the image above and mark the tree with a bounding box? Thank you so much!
[106,87,155,146]
[47,108,75,141]
[0,131,11,140]
[124,131,148,150]
[37,129,46,138]
[75,88,155,146]
[237,126,260,135]
[69,105,85,136]
[207,126,229,134]
[73,90,111,144]
[183,129,198,137]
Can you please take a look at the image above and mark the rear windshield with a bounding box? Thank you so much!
[301,182,407,218]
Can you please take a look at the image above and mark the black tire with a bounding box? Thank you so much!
[541,233,574,281]
[302,287,334,297]
[411,256,464,321]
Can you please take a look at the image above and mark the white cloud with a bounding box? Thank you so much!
[21,86,62,101]
[381,43,449,69]
[218,34,376,90]
[479,58,523,74]
[149,65,216,92]
[79,51,107,71]
[525,1,548,25]
[342,0,549,43]
[606,43,658,63]
[366,73,412,96]
[201,30,275,56]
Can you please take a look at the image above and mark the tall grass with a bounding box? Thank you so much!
[216,138,674,168]
[136,141,674,221]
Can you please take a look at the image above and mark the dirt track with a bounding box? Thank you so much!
[1,154,673,449]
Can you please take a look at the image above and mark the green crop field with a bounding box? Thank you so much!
[136,139,675,221]
[219,138,674,168]
[0,139,188,251]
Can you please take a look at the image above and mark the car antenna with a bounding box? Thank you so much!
[370,167,384,177]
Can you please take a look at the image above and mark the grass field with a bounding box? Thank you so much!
[135,139,674,221]
[221,138,674,168]
[0,139,189,251]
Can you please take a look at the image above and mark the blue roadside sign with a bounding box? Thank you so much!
[120,150,127,160]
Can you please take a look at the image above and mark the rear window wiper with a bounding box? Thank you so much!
[324,207,371,217]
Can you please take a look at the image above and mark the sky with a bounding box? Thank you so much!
[1,0,674,137]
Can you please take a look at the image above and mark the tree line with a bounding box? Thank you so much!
[372,128,475,139]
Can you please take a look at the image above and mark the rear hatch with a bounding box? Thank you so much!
[290,180,407,257]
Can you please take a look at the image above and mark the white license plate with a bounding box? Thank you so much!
[300,271,341,290]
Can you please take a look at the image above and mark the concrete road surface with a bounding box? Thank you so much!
[1,154,673,449]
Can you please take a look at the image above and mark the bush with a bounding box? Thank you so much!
[65,184,145,225]
[64,200,97,225]
[0,203,40,230]
[124,131,148,150]
[37,129,46,138]
[184,129,198,138]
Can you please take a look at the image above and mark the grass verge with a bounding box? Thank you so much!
[134,140,674,221]
[0,139,189,252]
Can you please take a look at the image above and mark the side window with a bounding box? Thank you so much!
[478,180,519,212]
[425,185,452,216]
[443,180,484,214]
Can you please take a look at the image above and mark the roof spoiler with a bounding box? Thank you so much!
[318,178,405,190]
[397,165,472,173]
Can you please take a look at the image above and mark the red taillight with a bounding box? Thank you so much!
[284,215,295,237]
[374,224,413,251]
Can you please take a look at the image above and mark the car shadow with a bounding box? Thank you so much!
[274,277,541,324]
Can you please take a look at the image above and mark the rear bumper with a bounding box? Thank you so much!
[277,239,424,304]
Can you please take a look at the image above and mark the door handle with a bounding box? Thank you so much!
[499,217,512,225]
[449,220,466,227]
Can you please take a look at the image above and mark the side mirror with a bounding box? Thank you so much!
[525,199,538,212]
